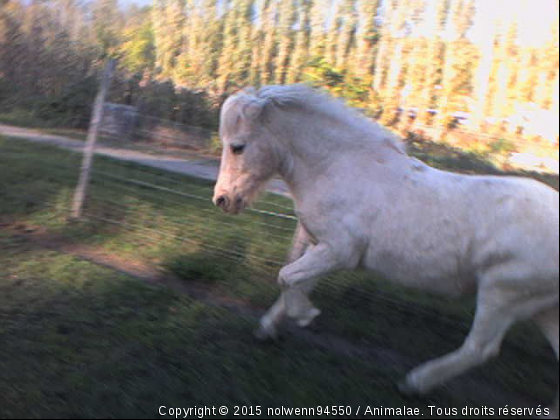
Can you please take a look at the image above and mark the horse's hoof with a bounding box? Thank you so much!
[296,308,321,328]
[253,323,278,342]
[397,378,420,397]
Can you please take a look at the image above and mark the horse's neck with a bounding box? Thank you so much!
[272,109,405,198]
[273,113,337,195]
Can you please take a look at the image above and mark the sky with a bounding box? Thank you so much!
[469,0,558,47]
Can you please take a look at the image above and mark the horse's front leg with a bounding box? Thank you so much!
[254,278,321,340]
[255,223,318,340]
[277,242,340,289]
[277,242,343,325]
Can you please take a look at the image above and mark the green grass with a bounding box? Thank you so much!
[0,239,410,418]
[0,136,557,418]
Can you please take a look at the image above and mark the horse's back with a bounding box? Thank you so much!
[360,163,558,296]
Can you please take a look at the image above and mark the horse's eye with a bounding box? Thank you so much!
[231,144,245,155]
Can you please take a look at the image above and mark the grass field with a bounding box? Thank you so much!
[0,136,558,418]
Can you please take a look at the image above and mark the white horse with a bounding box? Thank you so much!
[213,85,559,414]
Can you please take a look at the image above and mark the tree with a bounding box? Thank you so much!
[378,0,415,124]
[354,0,381,79]
[120,12,155,75]
[259,0,278,85]
[91,0,123,59]
[235,0,254,86]
[274,0,297,84]
[0,1,26,99]
[434,0,476,128]
[334,0,357,72]
[308,0,329,59]
[286,0,312,84]
[324,0,340,66]
[372,0,396,95]
[415,0,450,126]
[217,0,238,93]
[249,0,270,86]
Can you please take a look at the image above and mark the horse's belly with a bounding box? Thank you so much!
[362,248,474,297]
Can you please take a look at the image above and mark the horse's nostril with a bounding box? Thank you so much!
[215,196,228,208]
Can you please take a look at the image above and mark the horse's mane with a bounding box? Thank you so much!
[246,84,406,154]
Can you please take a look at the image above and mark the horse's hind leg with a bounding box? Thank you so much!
[533,304,559,418]
[400,267,556,396]
[400,283,516,395]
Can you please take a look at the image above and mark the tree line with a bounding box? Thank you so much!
[0,0,558,142]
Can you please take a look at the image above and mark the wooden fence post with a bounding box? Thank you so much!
[71,59,115,219]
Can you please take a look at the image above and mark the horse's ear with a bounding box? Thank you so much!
[242,98,268,121]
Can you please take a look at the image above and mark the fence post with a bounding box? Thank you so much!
[71,59,115,219]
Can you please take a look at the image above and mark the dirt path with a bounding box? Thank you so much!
[0,123,291,196]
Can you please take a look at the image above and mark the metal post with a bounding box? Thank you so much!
[71,59,115,219]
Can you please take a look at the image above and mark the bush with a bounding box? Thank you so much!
[488,138,517,156]
[209,132,222,155]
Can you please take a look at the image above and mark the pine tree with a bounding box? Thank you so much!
[488,19,518,128]
[325,0,341,66]
[308,0,330,59]
[259,0,278,85]
[91,0,123,59]
[217,0,238,93]
[152,0,167,74]
[379,0,414,124]
[249,0,269,86]
[335,0,357,71]
[235,0,254,86]
[435,0,476,128]
[0,1,26,96]
[415,0,450,126]
[398,1,428,129]
[200,1,224,89]
[175,0,222,89]
[354,0,380,79]
[120,4,155,76]
[372,0,396,94]
[536,13,559,110]
[274,0,297,84]
[287,0,312,84]
[161,0,184,78]
[470,9,497,130]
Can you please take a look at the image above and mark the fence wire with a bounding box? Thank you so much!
[14,116,543,338]
[73,141,481,329]
[17,131,559,358]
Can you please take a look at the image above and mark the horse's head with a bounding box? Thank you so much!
[213,89,280,214]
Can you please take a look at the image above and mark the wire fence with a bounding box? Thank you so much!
[59,116,480,333]
[7,90,560,343]
[5,97,560,328]
[14,123,559,370]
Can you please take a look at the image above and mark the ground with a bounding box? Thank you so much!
[0,136,558,418]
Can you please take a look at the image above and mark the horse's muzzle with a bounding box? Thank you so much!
[213,195,229,211]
